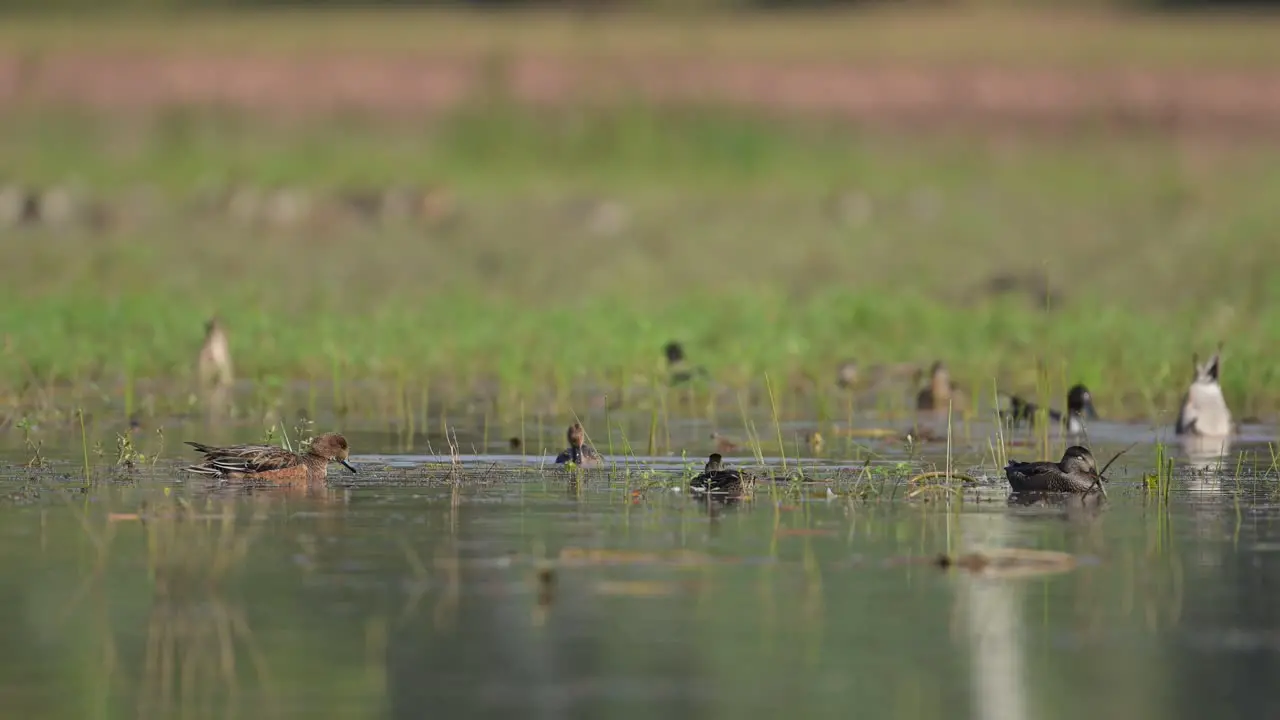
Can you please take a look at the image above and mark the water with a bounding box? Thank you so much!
[2,416,1280,719]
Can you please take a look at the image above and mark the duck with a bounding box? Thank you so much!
[980,269,1063,311]
[665,341,708,385]
[1175,349,1232,437]
[916,361,961,411]
[197,316,234,389]
[183,432,355,485]
[835,360,859,389]
[689,453,752,496]
[1005,384,1098,434]
[554,422,603,467]
[1004,445,1102,494]
[710,432,740,453]
[805,431,824,452]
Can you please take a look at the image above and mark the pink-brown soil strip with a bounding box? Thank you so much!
[2,51,1280,132]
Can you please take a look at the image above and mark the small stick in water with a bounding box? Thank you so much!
[1089,442,1138,496]
[1099,442,1137,478]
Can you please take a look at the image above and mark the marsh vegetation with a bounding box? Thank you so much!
[3,5,1280,717]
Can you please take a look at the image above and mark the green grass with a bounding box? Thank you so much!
[3,106,1280,425]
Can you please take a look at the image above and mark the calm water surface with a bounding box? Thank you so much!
[2,420,1279,719]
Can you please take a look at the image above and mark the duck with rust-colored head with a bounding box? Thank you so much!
[1004,445,1102,494]
[554,423,603,467]
[183,432,356,486]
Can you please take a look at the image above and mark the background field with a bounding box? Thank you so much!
[3,6,1280,429]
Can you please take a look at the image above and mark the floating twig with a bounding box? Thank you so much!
[1090,441,1138,496]
[907,470,978,485]
[1099,442,1137,478]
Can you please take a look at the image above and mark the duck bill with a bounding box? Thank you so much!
[1087,471,1107,491]
[340,459,358,474]
[1083,401,1099,420]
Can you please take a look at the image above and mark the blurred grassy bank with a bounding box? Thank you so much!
[2,108,1279,423]
[2,8,1280,69]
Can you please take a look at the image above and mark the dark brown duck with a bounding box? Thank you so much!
[689,453,751,496]
[1004,445,1102,494]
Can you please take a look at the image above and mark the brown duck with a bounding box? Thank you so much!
[916,361,962,411]
[184,433,356,485]
[555,423,603,467]
[1004,445,1102,494]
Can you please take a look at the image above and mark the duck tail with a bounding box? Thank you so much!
[182,464,219,476]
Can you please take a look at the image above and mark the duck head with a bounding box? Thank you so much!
[664,342,686,365]
[1067,384,1099,419]
[1060,445,1099,482]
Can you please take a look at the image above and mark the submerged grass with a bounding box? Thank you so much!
[3,108,1280,426]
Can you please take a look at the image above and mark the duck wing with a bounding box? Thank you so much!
[184,442,298,476]
[1004,460,1057,475]
[1003,460,1059,491]
[690,469,740,493]
[689,471,713,492]
[1004,459,1099,493]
